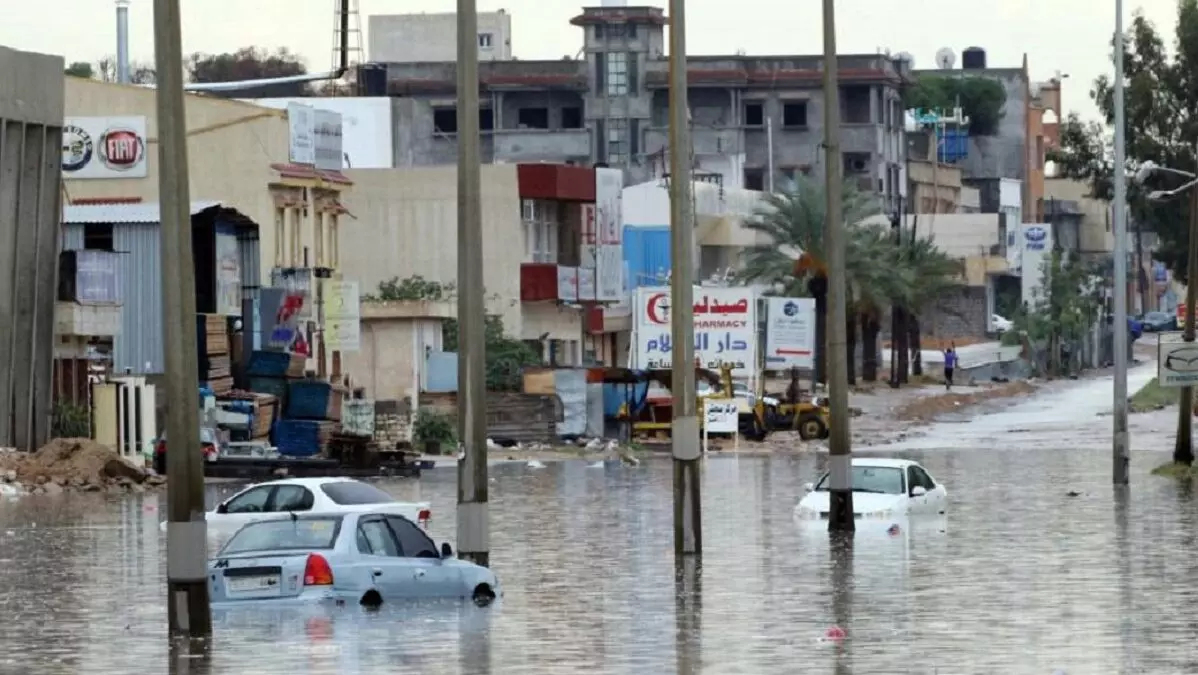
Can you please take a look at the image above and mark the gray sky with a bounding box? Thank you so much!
[0,0,1173,118]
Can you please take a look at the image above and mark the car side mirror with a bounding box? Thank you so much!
[911,486,927,497]
[803,483,814,493]
[216,502,228,514]
[440,542,453,559]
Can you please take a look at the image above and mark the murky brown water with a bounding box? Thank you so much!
[2,374,1197,673]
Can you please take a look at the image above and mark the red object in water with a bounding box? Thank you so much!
[824,626,846,641]
[887,524,902,536]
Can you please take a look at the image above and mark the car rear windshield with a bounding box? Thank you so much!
[220,517,342,554]
[319,481,395,505]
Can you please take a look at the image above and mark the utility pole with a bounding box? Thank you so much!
[668,0,701,556]
[153,0,211,638]
[1176,187,1198,465]
[1112,0,1131,484]
[822,0,854,531]
[455,0,490,567]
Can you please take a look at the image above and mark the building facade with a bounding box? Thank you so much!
[364,6,910,211]
[369,10,513,63]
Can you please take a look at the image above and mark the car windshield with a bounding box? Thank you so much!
[814,466,905,495]
[1146,312,1168,321]
[319,481,395,505]
[220,517,342,554]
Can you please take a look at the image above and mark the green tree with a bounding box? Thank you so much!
[364,275,455,301]
[1012,251,1101,376]
[904,74,1007,136]
[65,61,94,78]
[186,47,309,98]
[897,232,965,376]
[1050,2,1198,280]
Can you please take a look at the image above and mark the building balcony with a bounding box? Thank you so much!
[521,263,580,302]
[55,301,121,337]
[645,127,742,156]
[493,129,591,164]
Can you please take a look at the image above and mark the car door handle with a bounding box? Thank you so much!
[372,568,383,577]
[414,570,425,578]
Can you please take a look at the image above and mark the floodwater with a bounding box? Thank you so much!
[3,366,1198,674]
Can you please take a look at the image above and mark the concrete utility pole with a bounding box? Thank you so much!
[1176,187,1198,464]
[152,0,211,638]
[1111,0,1131,484]
[455,0,490,567]
[668,0,702,556]
[822,0,854,531]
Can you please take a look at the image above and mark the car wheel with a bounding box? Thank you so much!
[472,584,496,607]
[360,590,382,608]
[798,414,827,441]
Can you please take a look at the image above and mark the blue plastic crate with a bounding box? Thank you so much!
[247,350,293,377]
[286,380,336,420]
[272,419,324,457]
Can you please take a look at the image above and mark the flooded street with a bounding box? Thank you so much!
[4,367,1198,673]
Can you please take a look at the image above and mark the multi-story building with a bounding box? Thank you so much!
[368,10,513,62]
[360,4,911,211]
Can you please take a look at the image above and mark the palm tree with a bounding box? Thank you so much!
[850,225,912,382]
[739,177,883,383]
[894,231,964,376]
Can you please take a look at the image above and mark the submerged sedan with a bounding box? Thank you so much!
[208,512,499,608]
[794,458,947,519]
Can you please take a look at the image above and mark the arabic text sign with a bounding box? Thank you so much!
[1158,332,1198,387]
[765,297,815,369]
[634,287,757,376]
[703,400,739,434]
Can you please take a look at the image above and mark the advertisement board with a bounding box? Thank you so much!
[214,232,241,316]
[634,286,757,376]
[764,297,815,369]
[62,116,148,179]
[322,279,360,351]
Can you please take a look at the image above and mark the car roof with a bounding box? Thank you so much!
[246,477,359,489]
[849,458,919,469]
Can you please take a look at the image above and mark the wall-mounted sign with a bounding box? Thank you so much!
[287,103,343,171]
[577,267,596,301]
[765,297,815,369]
[322,280,360,352]
[557,266,578,302]
[62,116,148,179]
[1024,225,1048,251]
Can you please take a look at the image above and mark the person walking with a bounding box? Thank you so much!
[943,343,957,390]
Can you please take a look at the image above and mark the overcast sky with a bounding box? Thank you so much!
[0,0,1177,118]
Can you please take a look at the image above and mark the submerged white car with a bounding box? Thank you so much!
[794,458,947,519]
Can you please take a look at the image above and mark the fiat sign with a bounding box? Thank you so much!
[62,116,148,179]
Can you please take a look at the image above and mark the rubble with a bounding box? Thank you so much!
[0,438,166,496]
[892,381,1038,422]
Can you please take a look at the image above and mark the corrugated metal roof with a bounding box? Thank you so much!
[62,201,223,224]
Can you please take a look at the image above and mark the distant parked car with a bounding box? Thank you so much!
[154,427,221,474]
[208,512,499,608]
[205,477,431,534]
[992,314,1014,332]
[1141,311,1177,332]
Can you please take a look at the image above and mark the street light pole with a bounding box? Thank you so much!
[668,0,701,556]
[456,0,490,567]
[153,0,212,638]
[1176,187,1198,464]
[1112,0,1131,484]
[822,0,854,531]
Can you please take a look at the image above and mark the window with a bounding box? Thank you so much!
[480,108,494,131]
[478,32,493,48]
[814,466,905,495]
[742,167,765,191]
[909,467,936,491]
[385,516,440,558]
[594,24,605,39]
[606,52,628,96]
[269,485,315,512]
[517,107,549,129]
[606,23,626,38]
[782,102,808,128]
[432,107,457,134]
[223,486,273,514]
[843,152,870,174]
[607,118,628,164]
[522,199,559,263]
[221,518,342,554]
[561,106,583,129]
[357,518,401,556]
[780,167,802,189]
[319,480,395,505]
[83,223,114,250]
[743,102,764,127]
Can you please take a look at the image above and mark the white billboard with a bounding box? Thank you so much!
[634,286,757,376]
[764,297,815,369]
[251,97,393,168]
[62,116,148,179]
[285,102,343,171]
[1020,222,1053,308]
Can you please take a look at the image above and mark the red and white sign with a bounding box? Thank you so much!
[62,116,148,179]
[764,297,815,369]
[595,167,623,245]
[634,287,757,376]
[581,204,597,245]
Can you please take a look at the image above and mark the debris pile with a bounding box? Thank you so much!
[0,438,165,496]
[892,380,1037,422]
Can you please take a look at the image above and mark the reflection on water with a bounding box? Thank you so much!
[2,449,1198,673]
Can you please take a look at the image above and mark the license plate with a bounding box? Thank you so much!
[227,575,280,593]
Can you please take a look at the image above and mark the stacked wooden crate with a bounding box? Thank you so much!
[372,399,412,448]
[219,391,278,441]
[197,314,233,394]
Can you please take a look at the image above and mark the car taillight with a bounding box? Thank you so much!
[417,509,431,526]
[303,554,334,586]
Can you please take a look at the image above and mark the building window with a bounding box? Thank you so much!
[607,118,628,165]
[82,223,114,250]
[743,102,764,127]
[606,52,628,96]
[562,107,583,129]
[782,102,808,128]
[480,107,494,131]
[780,167,802,189]
[517,107,549,129]
[522,199,559,263]
[478,33,493,48]
[743,168,765,191]
[433,107,457,134]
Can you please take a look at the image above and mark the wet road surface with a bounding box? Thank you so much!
[3,368,1198,673]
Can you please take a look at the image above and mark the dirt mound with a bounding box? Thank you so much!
[0,438,161,493]
[893,381,1037,422]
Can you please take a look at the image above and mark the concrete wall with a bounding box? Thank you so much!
[64,79,291,286]
[1045,178,1114,254]
[0,46,65,451]
[340,302,451,402]
[369,11,513,63]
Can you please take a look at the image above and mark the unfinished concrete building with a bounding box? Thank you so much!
[0,46,65,451]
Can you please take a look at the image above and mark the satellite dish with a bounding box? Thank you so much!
[935,47,956,69]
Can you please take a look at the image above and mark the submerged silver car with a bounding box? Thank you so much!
[208,512,499,608]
